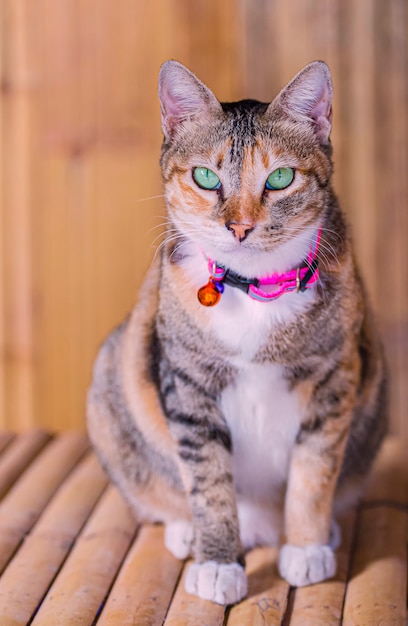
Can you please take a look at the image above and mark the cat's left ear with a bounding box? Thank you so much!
[270,61,333,144]
[159,60,222,141]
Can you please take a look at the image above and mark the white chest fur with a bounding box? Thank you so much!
[220,362,302,501]
[206,281,314,359]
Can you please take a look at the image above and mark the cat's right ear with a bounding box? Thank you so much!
[159,61,222,141]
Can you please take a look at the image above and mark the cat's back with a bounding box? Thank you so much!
[87,257,161,431]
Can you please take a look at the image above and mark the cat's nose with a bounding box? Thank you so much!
[226,221,254,242]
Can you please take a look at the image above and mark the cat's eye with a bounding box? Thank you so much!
[265,167,294,190]
[193,167,221,190]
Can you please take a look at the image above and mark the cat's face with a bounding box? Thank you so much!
[159,61,333,270]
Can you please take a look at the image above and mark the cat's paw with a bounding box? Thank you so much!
[165,520,193,560]
[278,543,336,587]
[185,561,247,605]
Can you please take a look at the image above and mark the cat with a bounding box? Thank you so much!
[87,59,387,606]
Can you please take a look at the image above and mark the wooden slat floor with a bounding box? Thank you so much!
[0,432,405,625]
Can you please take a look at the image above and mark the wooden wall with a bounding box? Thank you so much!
[0,0,407,435]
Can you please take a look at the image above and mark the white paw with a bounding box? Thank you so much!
[279,544,336,587]
[185,561,247,605]
[165,521,193,560]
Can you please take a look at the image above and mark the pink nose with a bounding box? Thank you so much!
[226,221,254,242]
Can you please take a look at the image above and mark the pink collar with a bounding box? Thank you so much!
[197,228,321,306]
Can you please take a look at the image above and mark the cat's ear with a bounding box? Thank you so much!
[270,61,333,144]
[159,60,222,140]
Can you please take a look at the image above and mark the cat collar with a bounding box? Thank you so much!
[197,228,321,307]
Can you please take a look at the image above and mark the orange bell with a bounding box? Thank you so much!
[197,280,221,307]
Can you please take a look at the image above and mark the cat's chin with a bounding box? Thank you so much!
[202,226,316,278]
[208,246,281,277]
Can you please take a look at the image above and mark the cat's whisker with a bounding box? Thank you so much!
[278,230,340,269]
[154,214,173,221]
[150,231,172,247]
[317,227,343,242]
[150,225,182,238]
[156,233,186,249]
[272,225,343,258]
[149,226,180,244]
[151,236,184,263]
[281,224,343,242]
[136,194,166,203]
[313,246,332,269]
[320,236,340,258]
[317,239,340,268]
[169,240,190,262]
[151,227,202,257]
[150,223,203,248]
[145,223,171,238]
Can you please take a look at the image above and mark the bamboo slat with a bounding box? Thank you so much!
[0,432,88,573]
[31,485,138,626]
[227,547,289,626]
[342,506,407,626]
[0,453,107,626]
[163,561,226,626]
[285,512,357,626]
[363,437,408,505]
[342,438,407,625]
[0,430,51,499]
[0,431,15,454]
[97,524,183,626]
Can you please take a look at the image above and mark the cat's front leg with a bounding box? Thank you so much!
[279,372,355,587]
[175,430,247,604]
[163,378,247,604]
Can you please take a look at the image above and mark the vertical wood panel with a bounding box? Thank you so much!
[375,0,408,437]
[32,0,170,429]
[1,0,34,429]
[0,0,407,433]
[341,0,379,304]
[0,0,5,425]
[177,0,245,100]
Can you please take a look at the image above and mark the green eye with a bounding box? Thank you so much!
[193,167,221,190]
[265,167,294,190]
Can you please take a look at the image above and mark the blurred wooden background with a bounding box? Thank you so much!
[0,0,407,435]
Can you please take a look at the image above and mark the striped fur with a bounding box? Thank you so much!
[87,61,387,604]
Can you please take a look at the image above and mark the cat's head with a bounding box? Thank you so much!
[158,60,333,274]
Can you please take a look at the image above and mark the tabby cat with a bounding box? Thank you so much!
[87,60,387,605]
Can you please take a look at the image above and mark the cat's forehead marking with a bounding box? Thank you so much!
[240,142,283,187]
[216,138,232,170]
[224,105,260,166]
[260,148,270,171]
